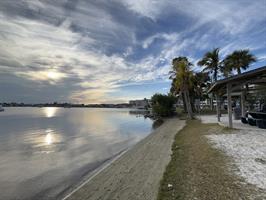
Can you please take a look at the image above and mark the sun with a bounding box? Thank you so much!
[47,70,62,80]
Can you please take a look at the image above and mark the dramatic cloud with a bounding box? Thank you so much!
[0,0,265,103]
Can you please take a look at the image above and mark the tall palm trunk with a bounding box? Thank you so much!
[214,68,218,82]
[181,92,187,112]
[183,90,193,119]
[210,97,214,110]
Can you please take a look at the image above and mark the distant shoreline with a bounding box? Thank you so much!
[1,104,133,109]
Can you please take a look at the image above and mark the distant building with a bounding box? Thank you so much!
[129,98,151,109]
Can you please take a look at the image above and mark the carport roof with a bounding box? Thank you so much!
[208,66,266,94]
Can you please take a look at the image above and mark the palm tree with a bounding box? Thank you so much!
[192,72,211,99]
[170,77,188,113]
[170,57,194,119]
[198,48,221,82]
[223,49,256,74]
[198,48,221,110]
[220,62,233,78]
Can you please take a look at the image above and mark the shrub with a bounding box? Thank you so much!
[176,107,184,116]
[151,93,176,117]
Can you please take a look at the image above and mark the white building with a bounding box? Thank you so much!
[129,98,151,109]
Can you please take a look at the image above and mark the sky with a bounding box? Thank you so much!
[0,0,266,104]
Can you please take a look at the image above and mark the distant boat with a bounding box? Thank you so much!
[0,105,4,112]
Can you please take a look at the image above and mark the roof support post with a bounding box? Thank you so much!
[227,83,233,128]
[216,94,221,122]
[241,84,246,117]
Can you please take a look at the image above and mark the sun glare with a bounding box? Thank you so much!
[45,133,53,145]
[44,107,58,118]
[17,69,67,82]
[46,70,63,80]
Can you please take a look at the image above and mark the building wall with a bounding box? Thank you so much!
[129,99,150,109]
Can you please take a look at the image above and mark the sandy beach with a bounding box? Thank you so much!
[63,118,185,200]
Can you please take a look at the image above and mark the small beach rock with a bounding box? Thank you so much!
[255,158,266,165]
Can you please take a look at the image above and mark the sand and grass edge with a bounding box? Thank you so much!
[157,120,263,200]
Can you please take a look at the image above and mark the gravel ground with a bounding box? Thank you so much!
[201,114,266,192]
[200,114,263,131]
[63,118,185,200]
[206,130,266,192]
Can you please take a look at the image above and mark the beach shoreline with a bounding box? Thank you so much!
[63,118,186,200]
[60,149,129,200]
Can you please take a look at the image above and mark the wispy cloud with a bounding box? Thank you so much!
[0,0,265,103]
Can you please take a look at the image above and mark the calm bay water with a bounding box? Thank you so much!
[0,107,153,200]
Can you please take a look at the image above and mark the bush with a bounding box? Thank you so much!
[176,107,184,116]
[151,93,176,117]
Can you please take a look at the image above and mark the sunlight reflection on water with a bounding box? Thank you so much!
[43,107,58,118]
[0,107,153,200]
[22,128,61,151]
[45,132,53,145]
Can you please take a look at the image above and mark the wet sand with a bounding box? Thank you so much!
[63,118,185,200]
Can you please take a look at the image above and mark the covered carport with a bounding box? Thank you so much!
[208,66,266,128]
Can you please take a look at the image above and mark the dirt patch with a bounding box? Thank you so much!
[157,120,265,200]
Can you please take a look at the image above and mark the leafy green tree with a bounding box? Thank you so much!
[170,77,188,112]
[198,48,221,82]
[223,49,256,75]
[170,57,194,119]
[151,94,176,117]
